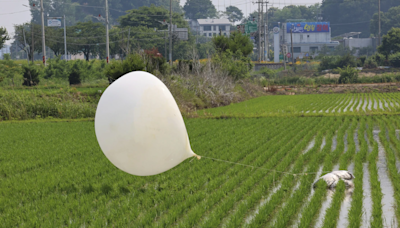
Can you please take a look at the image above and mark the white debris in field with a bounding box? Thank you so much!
[313,170,355,189]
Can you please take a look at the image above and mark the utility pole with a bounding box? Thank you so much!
[169,0,172,65]
[291,25,294,65]
[64,15,67,61]
[22,27,29,63]
[261,1,264,61]
[164,30,167,59]
[378,0,381,46]
[40,0,46,65]
[258,1,261,62]
[105,0,110,63]
[31,22,34,63]
[264,1,269,61]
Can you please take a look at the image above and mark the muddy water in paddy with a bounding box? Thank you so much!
[373,130,398,227]
[332,135,338,152]
[373,99,378,110]
[337,162,355,228]
[362,98,368,112]
[343,99,354,112]
[314,164,339,228]
[356,98,363,111]
[368,98,372,111]
[362,163,373,228]
[321,137,326,150]
[396,129,400,140]
[378,99,384,110]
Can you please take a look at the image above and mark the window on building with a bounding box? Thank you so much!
[310,47,318,53]
[224,33,227,36]
[203,33,207,36]
[209,33,212,37]
[307,35,310,38]
[203,26,211,31]
[293,47,301,53]
[220,25,226,31]
[212,26,216,31]
[213,33,217,36]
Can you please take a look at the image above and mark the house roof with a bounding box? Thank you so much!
[197,19,231,25]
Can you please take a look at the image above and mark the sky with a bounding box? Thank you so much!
[1,0,322,45]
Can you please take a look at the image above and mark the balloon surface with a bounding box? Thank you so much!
[95,71,197,176]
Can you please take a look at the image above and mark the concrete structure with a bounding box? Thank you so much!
[342,37,378,55]
[188,19,231,37]
[281,22,340,59]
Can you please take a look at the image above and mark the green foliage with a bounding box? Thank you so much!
[183,0,217,20]
[0,54,21,84]
[105,53,146,82]
[212,31,253,57]
[44,57,69,79]
[212,50,253,80]
[69,62,82,85]
[318,54,357,71]
[338,66,359,84]
[389,52,400,67]
[22,64,40,86]
[119,5,187,30]
[322,0,400,37]
[0,27,9,49]
[225,6,243,23]
[196,42,215,59]
[254,67,277,79]
[378,27,400,57]
[371,5,400,36]
[363,57,378,69]
[370,52,387,66]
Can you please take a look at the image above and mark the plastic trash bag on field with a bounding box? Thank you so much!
[313,170,355,189]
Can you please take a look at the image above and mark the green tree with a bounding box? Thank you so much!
[13,23,43,61]
[321,0,400,38]
[226,6,243,23]
[0,54,21,85]
[378,27,400,57]
[212,31,253,57]
[119,5,187,29]
[68,21,106,61]
[370,6,400,36]
[0,27,9,49]
[183,0,217,20]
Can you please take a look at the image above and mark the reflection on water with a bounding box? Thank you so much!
[337,163,355,228]
[373,130,398,228]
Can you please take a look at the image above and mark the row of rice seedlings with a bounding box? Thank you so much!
[0,119,263,226]
[174,118,323,227]
[339,94,353,113]
[321,119,357,227]
[318,95,337,113]
[242,118,329,228]
[270,118,340,228]
[347,117,367,228]
[151,118,307,227]
[138,118,289,227]
[221,118,334,228]
[374,117,398,227]
[365,117,384,227]
[380,116,400,223]
[297,117,350,227]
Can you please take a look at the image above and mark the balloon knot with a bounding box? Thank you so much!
[194,154,201,160]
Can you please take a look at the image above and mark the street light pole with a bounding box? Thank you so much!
[105,0,110,63]
[169,0,172,65]
[22,27,29,63]
[40,0,46,65]
[31,22,34,63]
[64,15,67,61]
[264,1,268,61]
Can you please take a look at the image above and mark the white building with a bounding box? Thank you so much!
[189,19,231,37]
[281,22,340,59]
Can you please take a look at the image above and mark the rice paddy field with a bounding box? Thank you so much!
[2,93,400,227]
[198,93,400,117]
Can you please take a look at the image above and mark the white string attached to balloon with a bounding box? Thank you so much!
[195,154,333,177]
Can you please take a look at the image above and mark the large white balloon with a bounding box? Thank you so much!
[95,71,199,176]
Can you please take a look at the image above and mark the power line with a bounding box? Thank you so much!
[0,10,30,16]
[44,36,166,46]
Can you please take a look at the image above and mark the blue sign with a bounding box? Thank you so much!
[305,53,309,57]
[286,22,330,33]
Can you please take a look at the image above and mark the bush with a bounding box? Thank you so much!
[357,56,367,67]
[105,53,146,83]
[22,64,40,86]
[389,52,400,67]
[212,50,253,80]
[363,57,378,69]
[338,66,358,84]
[69,61,81,85]
[370,53,387,66]
[336,53,357,69]
[43,57,69,79]
[318,56,338,71]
